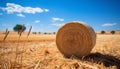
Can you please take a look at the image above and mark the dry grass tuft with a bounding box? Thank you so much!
[3,31,9,41]
[19,24,25,38]
[42,48,50,55]
[27,26,32,37]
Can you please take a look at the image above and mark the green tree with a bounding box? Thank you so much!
[32,32,37,34]
[53,32,56,34]
[101,31,105,34]
[44,32,47,34]
[38,32,41,34]
[13,24,26,33]
[111,30,115,34]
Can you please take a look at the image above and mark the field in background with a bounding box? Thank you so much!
[0,32,55,42]
[0,32,120,69]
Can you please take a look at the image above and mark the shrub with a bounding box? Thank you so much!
[13,24,26,33]
[111,30,115,34]
[101,31,105,34]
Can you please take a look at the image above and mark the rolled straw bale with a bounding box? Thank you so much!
[56,21,96,58]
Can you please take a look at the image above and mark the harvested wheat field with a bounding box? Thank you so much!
[0,32,120,69]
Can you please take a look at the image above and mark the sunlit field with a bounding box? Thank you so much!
[0,32,120,69]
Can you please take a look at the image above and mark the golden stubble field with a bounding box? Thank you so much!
[0,32,120,69]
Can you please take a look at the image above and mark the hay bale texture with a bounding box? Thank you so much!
[56,21,96,58]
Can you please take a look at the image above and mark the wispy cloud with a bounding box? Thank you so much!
[44,9,49,12]
[17,13,25,17]
[35,20,40,23]
[51,23,65,27]
[52,17,64,22]
[0,13,3,15]
[0,3,49,14]
[102,23,117,27]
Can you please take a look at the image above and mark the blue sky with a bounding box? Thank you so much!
[0,0,120,32]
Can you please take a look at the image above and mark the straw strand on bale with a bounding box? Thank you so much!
[56,21,96,58]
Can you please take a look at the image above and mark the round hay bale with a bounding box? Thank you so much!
[56,21,96,58]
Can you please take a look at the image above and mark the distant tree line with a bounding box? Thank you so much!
[32,32,56,35]
[101,30,116,34]
[12,24,56,35]
[12,24,117,35]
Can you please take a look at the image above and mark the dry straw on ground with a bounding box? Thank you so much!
[56,21,96,58]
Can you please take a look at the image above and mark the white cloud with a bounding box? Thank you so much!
[52,17,64,22]
[0,13,3,15]
[35,20,40,23]
[51,23,65,27]
[0,3,49,14]
[102,23,117,27]
[17,13,25,17]
[44,9,49,12]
